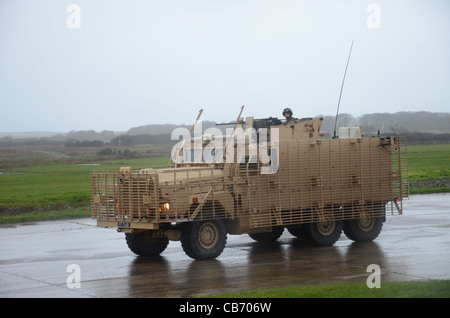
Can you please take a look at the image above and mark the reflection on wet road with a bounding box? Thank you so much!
[1,193,449,297]
[125,240,389,298]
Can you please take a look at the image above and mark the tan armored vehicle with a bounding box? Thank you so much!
[91,110,408,260]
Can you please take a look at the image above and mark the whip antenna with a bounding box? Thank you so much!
[333,40,354,138]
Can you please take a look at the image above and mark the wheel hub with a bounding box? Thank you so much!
[317,220,336,236]
[198,222,218,249]
[357,216,375,232]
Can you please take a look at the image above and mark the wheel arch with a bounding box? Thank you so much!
[188,196,234,221]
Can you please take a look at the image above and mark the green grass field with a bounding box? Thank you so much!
[0,144,449,223]
[407,144,450,194]
[0,157,169,207]
[0,156,170,222]
[407,144,449,180]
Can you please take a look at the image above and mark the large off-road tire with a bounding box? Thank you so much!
[286,225,304,239]
[181,219,227,260]
[125,231,169,257]
[248,226,284,243]
[343,217,384,242]
[303,220,343,246]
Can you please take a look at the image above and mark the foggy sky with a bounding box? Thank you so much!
[1,0,449,133]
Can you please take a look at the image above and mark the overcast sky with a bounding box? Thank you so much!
[1,0,449,132]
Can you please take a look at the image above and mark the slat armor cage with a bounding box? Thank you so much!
[91,136,407,231]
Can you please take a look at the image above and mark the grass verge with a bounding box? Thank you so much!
[209,280,450,298]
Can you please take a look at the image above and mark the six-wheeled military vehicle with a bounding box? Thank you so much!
[90,110,408,260]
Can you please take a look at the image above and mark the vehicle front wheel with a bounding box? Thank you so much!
[181,220,227,260]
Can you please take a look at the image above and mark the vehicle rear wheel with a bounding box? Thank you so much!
[343,216,384,242]
[125,231,169,257]
[248,226,284,243]
[287,225,304,239]
[181,219,227,260]
[303,220,343,246]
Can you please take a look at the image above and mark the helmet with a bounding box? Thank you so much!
[282,108,293,116]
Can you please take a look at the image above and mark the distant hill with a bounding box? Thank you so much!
[66,130,120,142]
[125,121,219,135]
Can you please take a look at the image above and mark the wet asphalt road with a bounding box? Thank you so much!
[1,193,449,298]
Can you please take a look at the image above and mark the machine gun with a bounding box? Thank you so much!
[252,117,283,129]
[217,116,283,144]
[216,116,283,130]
